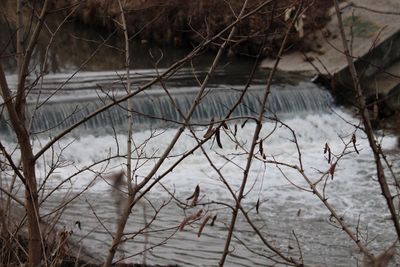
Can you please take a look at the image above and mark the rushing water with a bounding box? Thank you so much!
[1,69,332,135]
[1,22,400,267]
[3,68,400,266]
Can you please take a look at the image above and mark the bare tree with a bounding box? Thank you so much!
[0,0,399,266]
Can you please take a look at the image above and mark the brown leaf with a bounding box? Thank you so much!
[210,215,217,226]
[186,185,199,200]
[197,215,211,237]
[328,148,331,164]
[179,209,203,231]
[216,128,223,149]
[324,143,332,163]
[75,221,81,231]
[259,141,264,156]
[256,198,260,214]
[179,217,191,231]
[204,128,215,139]
[186,185,200,207]
[203,118,215,139]
[329,162,337,179]
[297,209,301,217]
[241,119,248,128]
[352,134,359,154]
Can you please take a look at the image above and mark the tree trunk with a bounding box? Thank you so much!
[21,140,42,267]
[0,65,42,266]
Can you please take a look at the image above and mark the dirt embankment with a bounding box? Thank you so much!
[52,0,332,56]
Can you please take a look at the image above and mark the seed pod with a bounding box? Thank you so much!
[197,215,212,237]
[179,209,203,231]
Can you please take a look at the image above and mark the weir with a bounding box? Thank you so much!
[0,79,333,136]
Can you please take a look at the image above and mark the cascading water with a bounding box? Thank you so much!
[2,69,399,267]
[1,70,333,136]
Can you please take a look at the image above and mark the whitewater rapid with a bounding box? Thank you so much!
[2,69,399,266]
[5,108,395,266]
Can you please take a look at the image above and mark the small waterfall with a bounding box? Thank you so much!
[1,82,333,136]
[1,69,334,136]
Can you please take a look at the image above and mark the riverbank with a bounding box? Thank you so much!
[261,0,400,109]
[46,0,332,57]
[262,0,400,147]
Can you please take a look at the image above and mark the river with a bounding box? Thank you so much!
[1,22,400,266]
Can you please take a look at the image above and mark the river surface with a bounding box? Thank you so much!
[1,22,400,267]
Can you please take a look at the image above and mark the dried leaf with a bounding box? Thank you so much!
[297,209,301,217]
[179,209,203,231]
[328,148,331,164]
[259,141,264,156]
[241,119,248,129]
[233,124,237,136]
[204,118,215,139]
[216,128,223,149]
[329,162,337,179]
[222,122,228,129]
[256,198,260,214]
[75,221,81,231]
[186,185,200,207]
[352,134,359,154]
[179,217,190,231]
[197,215,211,237]
[204,128,215,139]
[324,143,331,163]
[210,215,217,226]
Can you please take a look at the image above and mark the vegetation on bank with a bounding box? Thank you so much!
[51,0,332,56]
